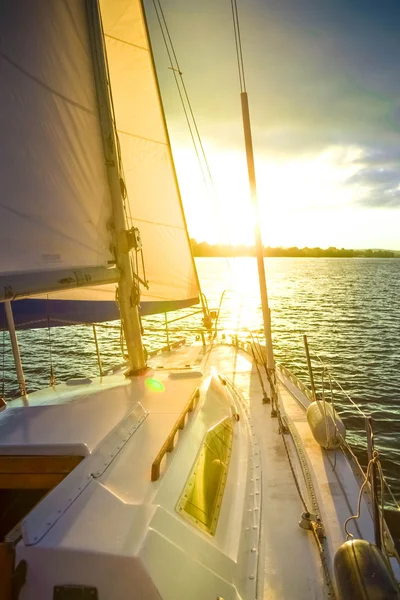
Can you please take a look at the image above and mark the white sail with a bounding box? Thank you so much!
[99,0,200,310]
[0,0,199,326]
[0,1,114,277]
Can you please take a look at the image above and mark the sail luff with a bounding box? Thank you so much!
[86,0,146,372]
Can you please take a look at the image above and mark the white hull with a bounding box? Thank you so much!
[0,340,399,599]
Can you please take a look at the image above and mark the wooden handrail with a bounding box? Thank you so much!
[151,388,200,482]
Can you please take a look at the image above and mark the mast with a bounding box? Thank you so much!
[231,1,274,370]
[241,93,275,370]
[86,0,146,373]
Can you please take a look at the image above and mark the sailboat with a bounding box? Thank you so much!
[0,1,399,599]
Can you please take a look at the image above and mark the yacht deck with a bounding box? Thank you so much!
[0,341,386,599]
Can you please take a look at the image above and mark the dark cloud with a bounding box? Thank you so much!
[347,166,400,208]
[353,147,400,168]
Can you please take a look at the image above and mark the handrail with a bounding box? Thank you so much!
[151,387,200,482]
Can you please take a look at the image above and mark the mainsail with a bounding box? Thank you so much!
[0,0,200,330]
[0,1,115,280]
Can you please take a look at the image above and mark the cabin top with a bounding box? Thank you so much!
[0,369,203,457]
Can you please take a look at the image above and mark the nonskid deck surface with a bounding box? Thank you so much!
[206,345,328,599]
[0,342,380,599]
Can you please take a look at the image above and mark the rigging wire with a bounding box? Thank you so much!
[344,452,379,540]
[152,0,216,196]
[152,0,234,281]
[230,0,246,93]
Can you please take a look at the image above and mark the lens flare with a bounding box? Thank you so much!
[145,378,165,392]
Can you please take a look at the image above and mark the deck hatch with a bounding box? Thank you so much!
[176,417,233,535]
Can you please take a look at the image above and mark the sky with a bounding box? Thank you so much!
[145,0,400,249]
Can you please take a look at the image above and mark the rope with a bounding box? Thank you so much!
[281,413,336,599]
[344,451,378,540]
[252,331,283,426]
[249,343,269,402]
[280,425,309,512]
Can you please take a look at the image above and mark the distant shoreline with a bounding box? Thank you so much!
[191,240,399,259]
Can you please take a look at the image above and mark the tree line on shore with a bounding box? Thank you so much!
[190,240,398,258]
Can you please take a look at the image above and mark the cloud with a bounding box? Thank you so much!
[348,165,400,208]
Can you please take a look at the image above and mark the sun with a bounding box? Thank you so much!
[173,142,361,248]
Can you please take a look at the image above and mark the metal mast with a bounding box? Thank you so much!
[86,0,146,373]
[231,0,275,370]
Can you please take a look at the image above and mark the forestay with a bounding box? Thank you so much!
[0,0,200,329]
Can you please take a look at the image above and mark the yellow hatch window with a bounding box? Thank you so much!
[177,417,233,536]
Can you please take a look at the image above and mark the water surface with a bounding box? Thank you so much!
[2,257,399,501]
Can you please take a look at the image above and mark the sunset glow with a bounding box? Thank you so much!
[148,0,400,251]
[173,142,399,249]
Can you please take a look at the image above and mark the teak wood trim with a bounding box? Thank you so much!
[0,456,82,474]
[0,455,83,489]
[0,473,66,489]
[151,388,200,482]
